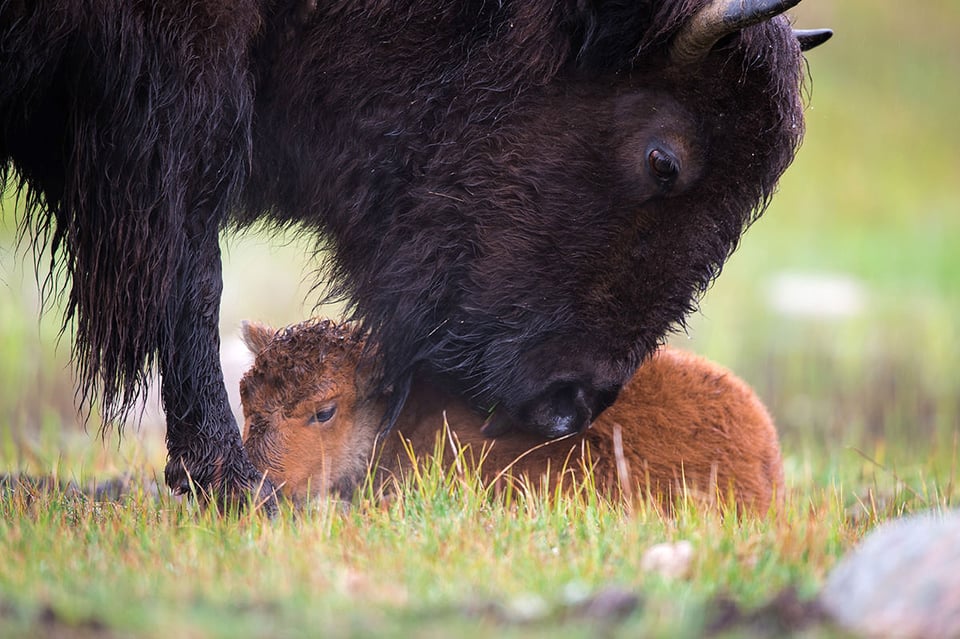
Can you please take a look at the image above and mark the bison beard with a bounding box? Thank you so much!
[0,0,826,503]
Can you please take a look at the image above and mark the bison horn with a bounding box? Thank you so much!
[670,0,803,66]
[794,28,833,51]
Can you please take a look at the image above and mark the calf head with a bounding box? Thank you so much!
[238,319,381,502]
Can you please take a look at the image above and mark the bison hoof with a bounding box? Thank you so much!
[164,455,279,516]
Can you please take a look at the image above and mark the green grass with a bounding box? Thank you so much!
[2,0,959,636]
[1,443,940,639]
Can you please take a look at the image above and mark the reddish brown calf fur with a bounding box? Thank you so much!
[240,319,784,514]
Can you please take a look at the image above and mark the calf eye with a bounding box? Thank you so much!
[309,405,337,425]
[647,147,680,186]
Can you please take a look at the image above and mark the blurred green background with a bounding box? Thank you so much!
[1,0,958,488]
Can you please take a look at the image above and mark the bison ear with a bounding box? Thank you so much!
[568,1,651,71]
[240,320,277,357]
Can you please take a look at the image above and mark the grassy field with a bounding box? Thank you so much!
[2,1,959,637]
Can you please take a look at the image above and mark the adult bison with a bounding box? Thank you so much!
[0,0,829,503]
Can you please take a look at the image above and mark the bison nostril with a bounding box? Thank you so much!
[536,382,591,439]
[551,384,581,423]
[516,376,625,440]
[522,381,625,439]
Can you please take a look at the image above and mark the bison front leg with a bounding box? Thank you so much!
[159,225,277,513]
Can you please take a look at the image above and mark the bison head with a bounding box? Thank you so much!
[250,0,830,439]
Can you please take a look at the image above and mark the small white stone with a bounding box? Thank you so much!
[641,540,694,580]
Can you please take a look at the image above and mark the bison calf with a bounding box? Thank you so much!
[239,319,784,514]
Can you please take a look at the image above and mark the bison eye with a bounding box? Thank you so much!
[308,404,337,425]
[647,147,680,186]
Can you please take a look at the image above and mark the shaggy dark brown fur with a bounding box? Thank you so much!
[240,319,783,514]
[0,1,823,501]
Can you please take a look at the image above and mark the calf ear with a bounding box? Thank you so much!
[240,320,277,356]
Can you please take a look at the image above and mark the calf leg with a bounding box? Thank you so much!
[160,224,276,512]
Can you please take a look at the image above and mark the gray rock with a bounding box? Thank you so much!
[820,510,960,638]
